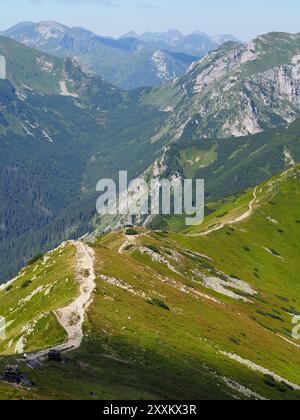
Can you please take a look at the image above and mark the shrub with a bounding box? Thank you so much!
[269,248,280,257]
[254,295,268,304]
[282,307,300,316]
[263,375,276,388]
[276,295,289,303]
[124,244,134,251]
[146,298,170,311]
[229,336,240,345]
[147,217,168,231]
[125,228,138,236]
[263,375,292,394]
[146,245,160,254]
[21,280,32,289]
[256,310,284,322]
[272,309,281,315]
[217,211,228,218]
[267,313,284,322]
[27,253,44,266]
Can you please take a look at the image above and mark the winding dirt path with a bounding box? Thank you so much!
[189,187,258,237]
[54,241,96,351]
[31,241,96,358]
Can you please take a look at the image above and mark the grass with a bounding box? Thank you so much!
[0,243,79,355]
[0,168,300,399]
[179,146,218,178]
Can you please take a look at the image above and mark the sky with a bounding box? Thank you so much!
[0,0,299,40]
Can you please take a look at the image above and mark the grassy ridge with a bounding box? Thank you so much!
[0,168,299,400]
[0,243,78,355]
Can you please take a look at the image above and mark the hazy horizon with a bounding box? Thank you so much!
[0,0,299,42]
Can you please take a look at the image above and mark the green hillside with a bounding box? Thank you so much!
[0,167,299,400]
[0,36,167,283]
[0,243,78,355]
[155,117,300,208]
[1,31,300,294]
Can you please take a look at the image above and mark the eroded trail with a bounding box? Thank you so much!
[32,241,96,358]
[54,241,96,351]
[190,187,258,237]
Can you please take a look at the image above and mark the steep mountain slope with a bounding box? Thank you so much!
[0,167,299,400]
[0,243,78,355]
[149,116,300,210]
[2,32,300,284]
[97,114,300,234]
[143,32,300,140]
[2,22,201,89]
[0,36,167,283]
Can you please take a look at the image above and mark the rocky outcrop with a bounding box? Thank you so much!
[153,33,300,140]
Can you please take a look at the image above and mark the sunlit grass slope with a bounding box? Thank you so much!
[0,167,299,400]
[0,243,78,355]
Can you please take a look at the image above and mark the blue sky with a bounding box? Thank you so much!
[0,0,299,40]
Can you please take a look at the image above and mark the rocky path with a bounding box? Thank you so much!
[189,187,258,237]
[54,241,96,351]
[31,241,96,359]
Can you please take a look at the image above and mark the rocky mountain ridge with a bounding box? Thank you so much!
[143,32,300,139]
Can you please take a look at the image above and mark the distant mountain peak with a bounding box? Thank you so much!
[131,29,240,55]
[164,29,183,36]
[121,31,139,39]
[212,34,241,45]
[193,30,210,37]
[35,21,68,40]
[37,20,66,28]
[2,21,239,89]
[145,31,300,140]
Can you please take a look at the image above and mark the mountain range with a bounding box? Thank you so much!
[122,29,239,53]
[2,21,239,89]
[0,36,167,282]
[1,32,300,283]
[0,28,300,400]
[142,32,300,139]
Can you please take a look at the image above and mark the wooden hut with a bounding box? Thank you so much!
[2,365,21,384]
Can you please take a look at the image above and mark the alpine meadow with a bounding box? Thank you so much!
[0,0,300,403]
